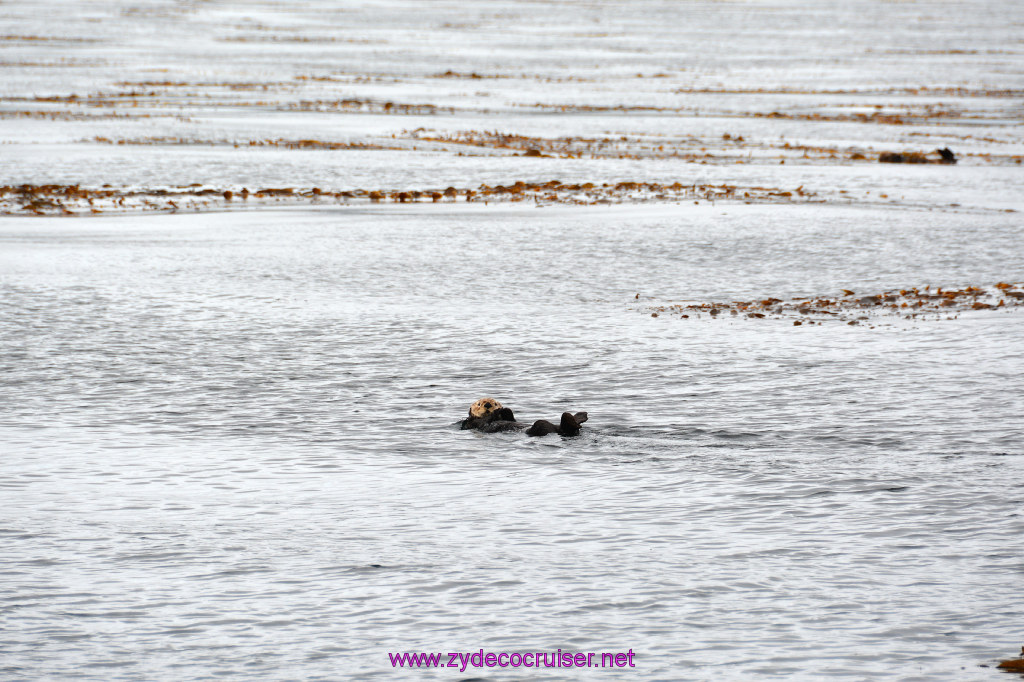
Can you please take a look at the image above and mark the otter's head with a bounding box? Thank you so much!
[469,398,502,418]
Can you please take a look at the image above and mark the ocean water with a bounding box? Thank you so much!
[2,204,1022,680]
[2,0,1024,680]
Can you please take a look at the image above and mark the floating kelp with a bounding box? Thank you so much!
[89,136,400,150]
[996,645,1024,672]
[0,180,814,216]
[640,283,1024,325]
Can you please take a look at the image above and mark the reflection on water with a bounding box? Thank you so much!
[2,204,1022,679]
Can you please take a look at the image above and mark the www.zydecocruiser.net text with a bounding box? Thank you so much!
[389,649,637,671]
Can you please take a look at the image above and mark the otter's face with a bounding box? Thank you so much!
[469,398,502,418]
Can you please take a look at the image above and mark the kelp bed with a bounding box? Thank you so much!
[641,283,1024,325]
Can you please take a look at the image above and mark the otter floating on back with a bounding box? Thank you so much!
[460,398,588,437]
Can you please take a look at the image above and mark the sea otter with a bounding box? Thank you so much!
[460,398,588,437]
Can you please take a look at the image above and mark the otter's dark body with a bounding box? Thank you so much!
[461,406,588,437]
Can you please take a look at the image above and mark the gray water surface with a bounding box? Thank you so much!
[2,204,1022,679]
